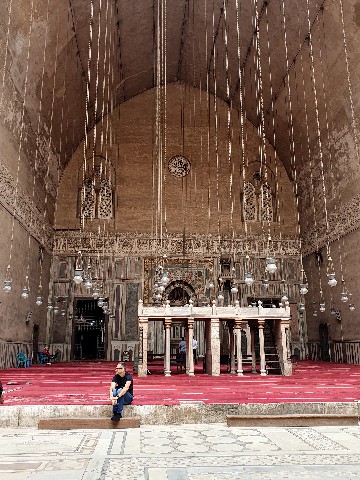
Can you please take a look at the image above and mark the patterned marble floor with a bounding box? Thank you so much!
[1,424,360,479]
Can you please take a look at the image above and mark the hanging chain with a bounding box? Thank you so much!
[235,0,248,239]
[223,0,235,250]
[212,2,221,243]
[0,0,13,110]
[28,0,51,301]
[305,0,332,272]
[5,0,35,285]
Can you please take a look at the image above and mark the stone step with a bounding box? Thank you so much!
[38,416,141,430]
[226,414,359,427]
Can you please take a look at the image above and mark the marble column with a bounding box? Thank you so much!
[228,321,236,374]
[164,318,172,376]
[280,319,292,376]
[210,317,220,376]
[234,319,243,376]
[137,317,148,377]
[204,319,211,374]
[185,321,189,374]
[250,327,257,374]
[187,317,195,376]
[258,320,267,376]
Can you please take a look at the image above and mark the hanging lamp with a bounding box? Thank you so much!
[73,251,84,284]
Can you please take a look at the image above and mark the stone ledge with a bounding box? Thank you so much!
[226,414,359,427]
[1,402,360,428]
[38,416,141,430]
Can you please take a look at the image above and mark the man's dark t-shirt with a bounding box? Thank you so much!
[112,372,133,395]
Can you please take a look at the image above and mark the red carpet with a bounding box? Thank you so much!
[1,361,360,406]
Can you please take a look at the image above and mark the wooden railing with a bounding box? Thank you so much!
[307,340,360,364]
[332,341,360,364]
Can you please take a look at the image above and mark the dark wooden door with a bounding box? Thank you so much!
[319,323,330,361]
[32,324,39,363]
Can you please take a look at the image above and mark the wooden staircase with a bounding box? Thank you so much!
[264,322,282,375]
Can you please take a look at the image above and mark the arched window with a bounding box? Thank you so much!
[78,156,115,220]
[243,182,257,221]
[260,182,274,222]
[98,178,113,219]
[81,177,95,218]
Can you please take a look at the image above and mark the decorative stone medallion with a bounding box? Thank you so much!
[168,155,191,178]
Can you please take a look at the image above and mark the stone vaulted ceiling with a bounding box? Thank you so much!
[3,0,328,176]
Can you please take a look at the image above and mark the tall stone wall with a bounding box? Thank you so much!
[0,6,59,368]
[55,84,298,238]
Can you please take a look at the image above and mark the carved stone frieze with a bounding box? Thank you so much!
[0,161,54,251]
[53,230,301,257]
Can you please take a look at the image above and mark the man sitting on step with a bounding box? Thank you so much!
[109,362,134,422]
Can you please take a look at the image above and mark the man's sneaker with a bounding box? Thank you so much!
[111,413,122,422]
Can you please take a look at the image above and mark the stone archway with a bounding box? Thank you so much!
[165,281,197,306]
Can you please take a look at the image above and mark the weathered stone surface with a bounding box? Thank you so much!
[38,416,141,430]
[226,414,359,427]
[1,402,359,428]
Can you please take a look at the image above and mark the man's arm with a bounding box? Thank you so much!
[109,381,116,400]
[117,380,131,397]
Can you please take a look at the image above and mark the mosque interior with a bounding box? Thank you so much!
[1,0,360,371]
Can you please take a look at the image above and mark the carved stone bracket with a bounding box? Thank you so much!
[301,194,360,256]
[0,162,54,251]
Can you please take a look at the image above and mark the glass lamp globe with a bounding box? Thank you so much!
[21,287,30,299]
[47,302,53,310]
[265,258,277,274]
[349,303,356,311]
[300,283,308,295]
[97,297,104,307]
[298,303,305,312]
[327,273,337,287]
[319,303,326,312]
[209,281,215,289]
[231,284,238,294]
[3,279,12,293]
[340,292,348,302]
[161,272,170,285]
[53,306,59,314]
[244,273,254,286]
[35,296,43,306]
[73,269,83,284]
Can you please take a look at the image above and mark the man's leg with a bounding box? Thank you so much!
[115,391,133,412]
[122,391,133,406]
[112,387,121,417]
[112,388,133,421]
